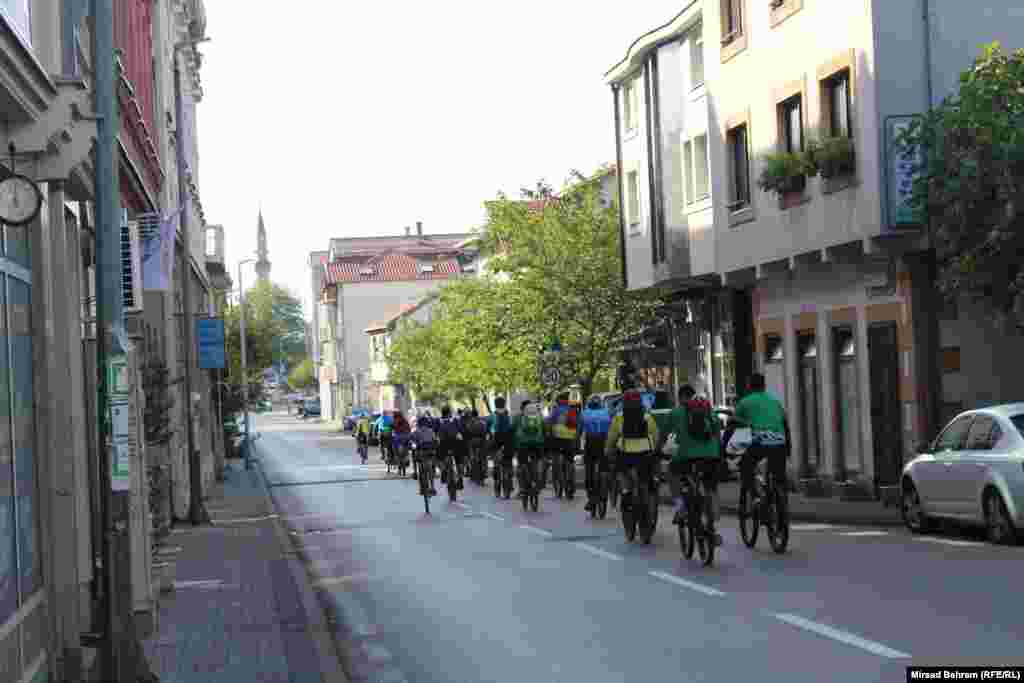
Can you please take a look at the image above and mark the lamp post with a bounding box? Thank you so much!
[238,258,256,468]
[174,35,212,525]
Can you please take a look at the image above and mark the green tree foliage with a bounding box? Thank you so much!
[478,170,662,397]
[288,357,316,389]
[897,42,1024,318]
[385,319,450,405]
[225,280,306,383]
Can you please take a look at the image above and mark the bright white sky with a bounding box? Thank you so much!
[199,1,686,319]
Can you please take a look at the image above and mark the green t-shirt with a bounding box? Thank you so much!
[734,391,786,434]
[669,405,722,462]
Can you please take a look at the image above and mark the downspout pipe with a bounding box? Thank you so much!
[643,58,659,267]
[612,85,628,288]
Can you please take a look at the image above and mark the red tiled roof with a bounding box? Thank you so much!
[364,303,419,333]
[323,253,462,285]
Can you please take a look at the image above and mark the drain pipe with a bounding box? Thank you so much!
[612,84,628,288]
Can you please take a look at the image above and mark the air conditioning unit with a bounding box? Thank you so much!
[121,220,143,313]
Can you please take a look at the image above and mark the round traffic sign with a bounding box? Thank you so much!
[541,366,561,387]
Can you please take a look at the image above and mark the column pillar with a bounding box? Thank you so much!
[782,314,801,484]
[817,314,838,488]
[856,304,874,483]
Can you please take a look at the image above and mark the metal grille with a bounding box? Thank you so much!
[121,223,135,309]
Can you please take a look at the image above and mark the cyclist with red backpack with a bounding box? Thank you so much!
[546,392,580,499]
[659,385,723,545]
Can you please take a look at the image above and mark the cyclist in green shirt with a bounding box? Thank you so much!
[733,372,791,501]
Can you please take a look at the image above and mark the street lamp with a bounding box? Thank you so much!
[238,258,256,468]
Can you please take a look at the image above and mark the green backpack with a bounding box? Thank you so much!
[517,415,544,445]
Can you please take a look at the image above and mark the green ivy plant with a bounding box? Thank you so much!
[757,151,812,196]
[806,136,856,179]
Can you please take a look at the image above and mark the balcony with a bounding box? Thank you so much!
[115,0,163,199]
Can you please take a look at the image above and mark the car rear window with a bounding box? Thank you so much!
[1011,414,1024,438]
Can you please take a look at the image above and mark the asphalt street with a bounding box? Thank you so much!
[253,412,1024,683]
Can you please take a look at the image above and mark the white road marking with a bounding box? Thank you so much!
[789,523,838,531]
[479,511,504,522]
[574,542,623,561]
[453,502,470,509]
[213,514,279,524]
[363,642,394,663]
[173,579,225,590]
[915,537,986,548]
[648,571,726,597]
[316,572,370,587]
[519,525,553,537]
[772,613,911,658]
[839,531,890,537]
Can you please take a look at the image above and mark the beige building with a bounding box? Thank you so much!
[606,0,1024,499]
[315,223,477,421]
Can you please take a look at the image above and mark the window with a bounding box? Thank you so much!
[681,134,710,207]
[205,228,216,257]
[826,70,852,138]
[623,80,639,133]
[721,0,742,43]
[965,417,1002,451]
[690,24,704,88]
[727,124,751,208]
[933,414,974,452]
[779,95,803,153]
[1011,414,1024,439]
[626,171,640,227]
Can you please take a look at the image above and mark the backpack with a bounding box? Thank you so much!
[686,398,712,442]
[466,417,487,438]
[493,412,512,434]
[417,426,437,446]
[517,415,544,443]
[564,406,578,431]
[439,418,461,442]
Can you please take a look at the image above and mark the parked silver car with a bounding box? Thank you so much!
[901,404,1024,544]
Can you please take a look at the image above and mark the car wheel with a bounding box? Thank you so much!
[901,481,933,534]
[984,488,1018,546]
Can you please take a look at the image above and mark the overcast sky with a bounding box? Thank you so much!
[199,1,687,318]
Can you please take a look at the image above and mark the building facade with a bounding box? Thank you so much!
[0,2,223,681]
[365,296,437,413]
[606,0,1024,499]
[315,223,476,421]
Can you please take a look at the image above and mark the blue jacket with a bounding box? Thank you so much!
[580,407,611,436]
[375,415,394,432]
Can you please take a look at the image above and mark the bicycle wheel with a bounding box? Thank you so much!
[553,458,564,499]
[767,486,790,554]
[696,494,715,566]
[447,460,458,502]
[609,476,619,510]
[565,459,575,499]
[622,494,637,541]
[503,466,513,499]
[419,462,432,515]
[738,486,760,548]
[680,498,696,559]
[495,462,503,498]
[641,489,657,544]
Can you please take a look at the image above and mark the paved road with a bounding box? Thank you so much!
[254,412,1024,683]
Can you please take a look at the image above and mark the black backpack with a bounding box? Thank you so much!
[466,417,487,438]
[439,418,461,442]
[686,398,712,441]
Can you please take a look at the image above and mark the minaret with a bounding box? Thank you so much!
[255,209,271,282]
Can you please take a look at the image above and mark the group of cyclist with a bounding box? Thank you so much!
[352,371,790,547]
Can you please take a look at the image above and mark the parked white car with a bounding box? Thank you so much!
[901,403,1024,545]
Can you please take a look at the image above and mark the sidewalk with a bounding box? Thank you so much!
[142,459,347,683]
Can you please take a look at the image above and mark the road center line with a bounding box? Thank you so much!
[839,531,890,537]
[574,542,623,561]
[648,571,725,597]
[772,613,911,658]
[915,537,985,547]
[789,523,838,531]
[479,511,504,522]
[519,525,553,537]
[453,502,470,509]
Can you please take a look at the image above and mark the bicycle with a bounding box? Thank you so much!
[589,458,612,520]
[518,451,540,512]
[620,459,659,544]
[442,453,460,502]
[468,439,487,484]
[412,442,436,514]
[734,452,790,554]
[357,437,368,464]
[394,439,410,477]
[677,458,719,567]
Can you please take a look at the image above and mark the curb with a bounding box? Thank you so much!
[250,440,350,683]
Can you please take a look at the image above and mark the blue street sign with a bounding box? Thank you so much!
[196,318,226,369]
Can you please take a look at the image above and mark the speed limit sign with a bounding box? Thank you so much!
[541,366,561,387]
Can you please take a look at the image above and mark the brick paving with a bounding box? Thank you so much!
[142,460,346,683]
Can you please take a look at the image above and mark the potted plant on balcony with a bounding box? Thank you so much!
[758,151,812,208]
[806,136,857,189]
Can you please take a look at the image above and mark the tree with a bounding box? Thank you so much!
[385,319,450,405]
[897,42,1024,320]
[288,357,316,390]
[478,169,663,397]
[224,280,306,383]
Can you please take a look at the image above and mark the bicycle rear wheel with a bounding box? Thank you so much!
[697,494,715,566]
[641,489,657,544]
[739,486,759,548]
[565,459,575,499]
[447,460,458,502]
[680,501,696,559]
[419,461,432,515]
[767,486,790,554]
[553,457,564,499]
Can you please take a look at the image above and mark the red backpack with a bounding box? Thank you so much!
[564,405,578,431]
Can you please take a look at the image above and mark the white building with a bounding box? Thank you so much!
[316,223,478,420]
[606,0,1024,499]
